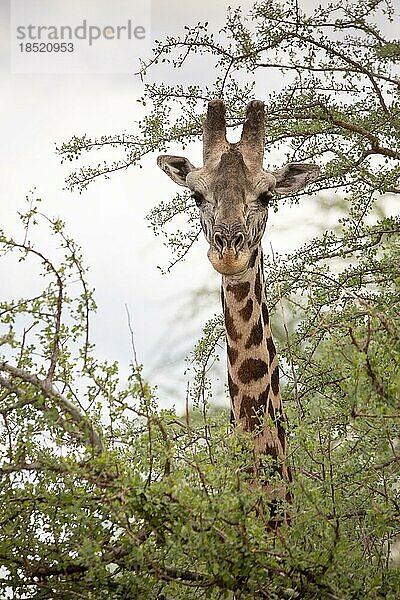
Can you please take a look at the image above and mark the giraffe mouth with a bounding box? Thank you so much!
[207,247,251,275]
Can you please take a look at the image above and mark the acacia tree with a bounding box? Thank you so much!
[1,0,400,598]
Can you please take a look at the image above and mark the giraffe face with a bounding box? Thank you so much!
[157,100,320,276]
[185,148,275,275]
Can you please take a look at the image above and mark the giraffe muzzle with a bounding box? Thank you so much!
[208,227,250,275]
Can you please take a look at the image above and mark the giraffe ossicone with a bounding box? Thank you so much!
[157,99,319,498]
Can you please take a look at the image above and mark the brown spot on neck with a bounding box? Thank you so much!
[227,344,238,366]
[266,337,276,366]
[271,366,280,395]
[268,399,276,421]
[225,306,241,342]
[238,358,268,384]
[277,420,286,453]
[228,373,239,399]
[261,302,269,325]
[239,298,253,321]
[258,385,270,411]
[239,395,263,432]
[226,281,250,302]
[245,316,263,349]
[254,271,262,304]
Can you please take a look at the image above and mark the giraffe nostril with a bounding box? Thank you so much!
[214,232,226,253]
[233,232,245,253]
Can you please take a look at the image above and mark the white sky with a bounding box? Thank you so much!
[0,0,376,410]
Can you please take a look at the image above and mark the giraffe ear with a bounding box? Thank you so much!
[273,163,320,195]
[157,155,197,187]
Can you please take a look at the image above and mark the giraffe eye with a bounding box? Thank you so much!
[257,191,273,207]
[191,191,204,208]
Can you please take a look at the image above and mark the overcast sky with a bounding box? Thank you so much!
[0,0,362,410]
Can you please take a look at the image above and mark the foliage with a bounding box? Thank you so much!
[1,0,400,598]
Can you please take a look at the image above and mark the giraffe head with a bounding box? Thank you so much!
[158,99,319,276]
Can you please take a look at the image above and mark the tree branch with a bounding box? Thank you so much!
[0,362,104,453]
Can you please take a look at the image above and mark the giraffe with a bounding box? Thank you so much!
[157,99,319,504]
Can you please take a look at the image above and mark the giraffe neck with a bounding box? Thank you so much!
[221,245,288,480]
